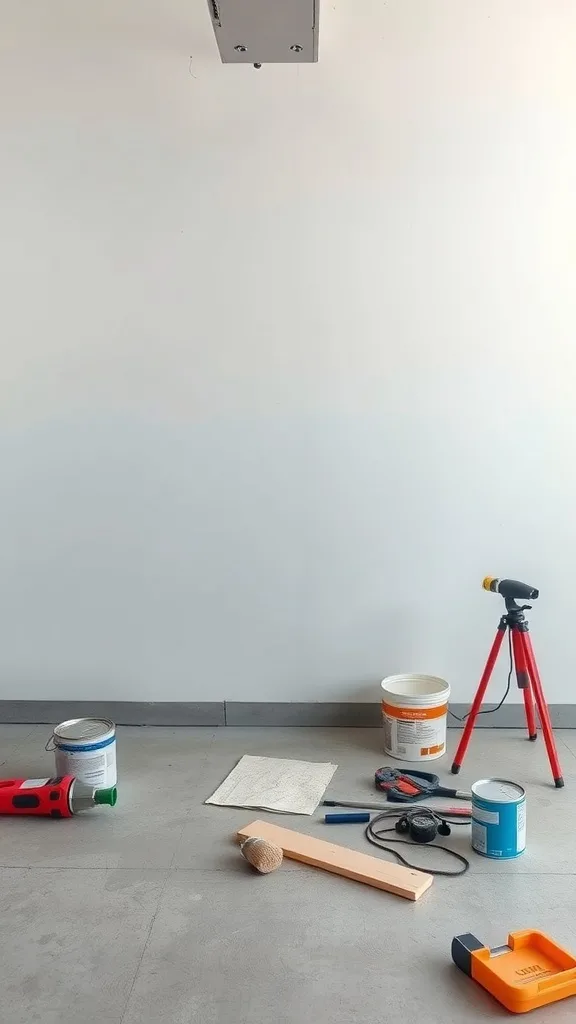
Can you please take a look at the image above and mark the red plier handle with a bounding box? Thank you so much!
[375,767,430,800]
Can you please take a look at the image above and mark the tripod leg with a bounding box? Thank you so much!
[518,629,564,788]
[451,624,506,775]
[511,627,537,740]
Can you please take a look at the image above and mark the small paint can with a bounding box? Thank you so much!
[471,778,526,859]
[47,718,117,788]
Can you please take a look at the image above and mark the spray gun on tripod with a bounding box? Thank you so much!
[482,577,539,609]
[451,576,564,788]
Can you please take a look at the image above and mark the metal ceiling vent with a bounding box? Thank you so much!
[207,0,319,66]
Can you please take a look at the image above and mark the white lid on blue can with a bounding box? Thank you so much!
[472,778,525,803]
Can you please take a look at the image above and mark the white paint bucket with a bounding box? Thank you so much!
[48,718,117,787]
[380,674,450,762]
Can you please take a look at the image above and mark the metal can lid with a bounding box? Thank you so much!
[54,718,115,742]
[472,778,525,803]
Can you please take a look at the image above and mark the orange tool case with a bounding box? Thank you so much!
[452,930,576,1013]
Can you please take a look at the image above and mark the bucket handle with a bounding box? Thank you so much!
[45,734,56,752]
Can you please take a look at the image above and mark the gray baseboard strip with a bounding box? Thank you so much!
[226,702,380,727]
[225,702,576,727]
[0,701,225,726]
[0,700,573,727]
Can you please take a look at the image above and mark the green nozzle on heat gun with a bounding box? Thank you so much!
[94,787,117,807]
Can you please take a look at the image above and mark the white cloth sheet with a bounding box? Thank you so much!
[205,754,338,815]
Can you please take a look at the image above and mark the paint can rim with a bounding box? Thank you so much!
[471,778,525,804]
[53,718,116,744]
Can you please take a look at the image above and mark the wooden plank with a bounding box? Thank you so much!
[237,819,433,901]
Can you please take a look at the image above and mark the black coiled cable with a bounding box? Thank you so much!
[365,806,471,876]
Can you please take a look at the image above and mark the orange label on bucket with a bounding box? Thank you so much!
[382,701,446,721]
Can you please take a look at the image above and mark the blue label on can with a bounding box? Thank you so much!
[471,779,526,859]
[56,735,116,753]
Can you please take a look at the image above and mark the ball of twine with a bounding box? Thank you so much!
[240,836,283,874]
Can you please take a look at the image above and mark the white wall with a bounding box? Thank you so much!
[1,1,576,702]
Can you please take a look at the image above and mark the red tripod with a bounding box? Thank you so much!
[451,584,564,788]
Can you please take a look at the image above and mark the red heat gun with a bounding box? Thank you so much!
[0,775,117,817]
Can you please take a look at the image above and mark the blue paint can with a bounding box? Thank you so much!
[471,778,526,859]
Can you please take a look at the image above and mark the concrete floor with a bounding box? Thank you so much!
[1,725,576,1023]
